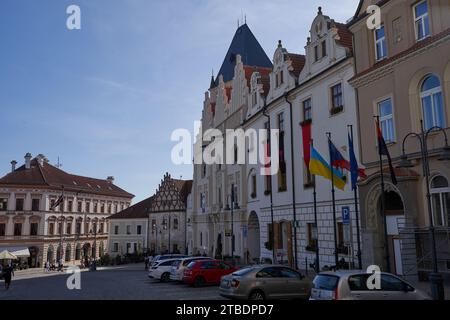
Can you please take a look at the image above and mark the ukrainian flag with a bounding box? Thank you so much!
[309,145,346,191]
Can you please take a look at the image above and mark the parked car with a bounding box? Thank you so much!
[170,256,212,282]
[148,258,182,282]
[183,259,237,287]
[220,265,311,300]
[310,270,431,300]
[150,254,188,267]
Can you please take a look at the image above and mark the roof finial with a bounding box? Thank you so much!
[245,15,247,24]
[318,6,322,15]
[278,40,282,48]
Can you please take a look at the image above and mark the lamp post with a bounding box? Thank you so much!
[225,184,240,266]
[397,121,450,300]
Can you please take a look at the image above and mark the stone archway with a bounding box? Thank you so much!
[247,211,260,264]
[365,183,405,275]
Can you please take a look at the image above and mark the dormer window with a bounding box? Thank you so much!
[321,40,327,58]
[275,70,284,87]
[252,91,258,106]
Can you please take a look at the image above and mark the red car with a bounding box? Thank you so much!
[183,259,237,287]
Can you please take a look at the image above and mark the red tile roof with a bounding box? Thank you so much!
[108,196,154,220]
[351,27,450,82]
[286,54,306,78]
[0,158,134,198]
[335,23,353,51]
[108,179,192,220]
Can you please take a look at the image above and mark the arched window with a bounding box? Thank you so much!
[430,176,450,226]
[421,75,446,130]
[65,244,71,262]
[75,244,81,260]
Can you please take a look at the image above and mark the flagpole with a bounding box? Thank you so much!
[311,140,320,273]
[326,132,339,269]
[376,116,391,273]
[349,125,362,270]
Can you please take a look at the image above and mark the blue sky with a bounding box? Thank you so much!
[0,0,358,202]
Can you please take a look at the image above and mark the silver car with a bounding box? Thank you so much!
[220,265,312,300]
[310,270,431,300]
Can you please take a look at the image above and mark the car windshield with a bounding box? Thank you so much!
[232,267,254,276]
[186,261,196,269]
[313,275,340,290]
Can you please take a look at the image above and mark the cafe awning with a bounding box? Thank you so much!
[0,246,30,258]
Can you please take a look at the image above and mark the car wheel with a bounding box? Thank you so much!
[249,290,265,301]
[193,276,205,287]
[161,273,170,282]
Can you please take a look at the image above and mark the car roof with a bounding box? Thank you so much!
[155,258,182,264]
[317,270,397,277]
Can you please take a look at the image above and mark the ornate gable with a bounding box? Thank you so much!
[149,173,186,213]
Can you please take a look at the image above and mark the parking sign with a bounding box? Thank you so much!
[342,207,350,225]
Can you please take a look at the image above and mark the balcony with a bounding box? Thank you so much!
[0,235,42,241]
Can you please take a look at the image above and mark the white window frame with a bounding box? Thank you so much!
[377,97,396,143]
[430,177,450,227]
[374,25,387,61]
[420,77,445,130]
[413,0,430,41]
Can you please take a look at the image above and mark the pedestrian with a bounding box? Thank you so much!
[3,264,14,290]
[144,256,149,270]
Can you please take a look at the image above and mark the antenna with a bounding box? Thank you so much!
[56,157,63,169]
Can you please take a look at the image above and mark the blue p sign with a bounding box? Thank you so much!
[342,207,350,225]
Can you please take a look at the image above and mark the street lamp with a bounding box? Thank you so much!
[225,184,240,266]
[397,121,449,300]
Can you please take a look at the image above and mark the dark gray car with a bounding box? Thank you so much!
[219,265,311,300]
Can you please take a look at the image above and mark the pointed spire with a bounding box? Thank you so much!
[209,69,216,89]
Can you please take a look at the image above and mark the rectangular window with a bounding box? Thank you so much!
[303,98,312,122]
[276,70,284,87]
[108,203,112,214]
[414,1,430,41]
[101,203,105,213]
[0,198,7,211]
[375,25,387,61]
[32,199,40,211]
[126,225,131,235]
[30,223,38,236]
[152,219,157,232]
[93,202,98,213]
[66,223,72,235]
[314,45,319,62]
[58,223,63,235]
[78,201,82,212]
[68,201,73,212]
[126,243,131,254]
[59,200,64,212]
[114,225,119,235]
[0,223,5,236]
[14,223,22,236]
[49,223,55,235]
[378,98,395,143]
[16,198,24,211]
[321,40,327,58]
[331,83,344,114]
[173,219,179,230]
[113,243,119,252]
[137,225,142,235]
[86,201,91,213]
[76,222,82,235]
[277,112,284,132]
[307,223,318,250]
[100,223,104,233]
[251,175,257,199]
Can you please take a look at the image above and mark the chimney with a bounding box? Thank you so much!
[107,176,115,183]
[36,154,45,167]
[11,160,17,172]
[24,153,32,169]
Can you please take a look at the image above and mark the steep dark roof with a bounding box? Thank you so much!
[215,24,272,85]
[0,158,134,198]
[108,196,154,220]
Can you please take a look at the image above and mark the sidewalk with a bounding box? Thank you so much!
[412,280,450,300]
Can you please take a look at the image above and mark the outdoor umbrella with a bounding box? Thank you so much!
[0,250,17,260]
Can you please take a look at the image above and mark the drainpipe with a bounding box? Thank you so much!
[285,93,299,270]
[262,102,276,265]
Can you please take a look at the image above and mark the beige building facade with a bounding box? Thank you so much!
[349,0,450,279]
